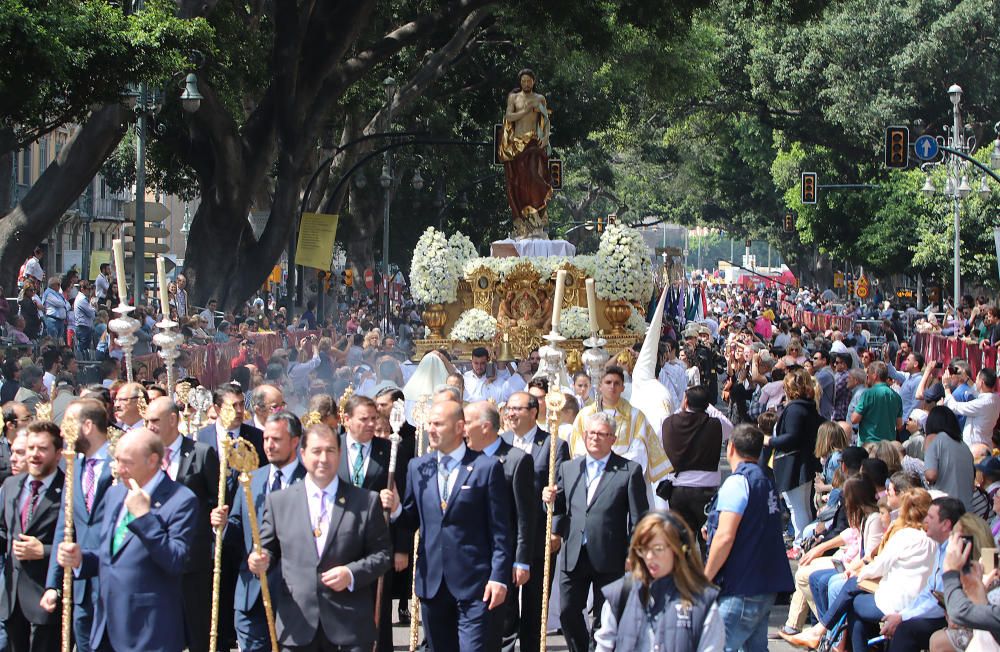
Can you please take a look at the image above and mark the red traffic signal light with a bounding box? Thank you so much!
[801,172,817,204]
[884,126,909,169]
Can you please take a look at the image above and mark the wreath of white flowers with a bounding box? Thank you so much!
[449,308,498,342]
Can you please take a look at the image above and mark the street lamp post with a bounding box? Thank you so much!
[126,59,202,304]
[381,76,396,330]
[918,84,985,313]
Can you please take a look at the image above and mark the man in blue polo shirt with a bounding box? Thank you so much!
[704,424,794,651]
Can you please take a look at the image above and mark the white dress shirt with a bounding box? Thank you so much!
[462,370,505,404]
[303,476,354,592]
[945,391,1000,448]
[82,442,111,487]
[268,459,300,491]
[509,425,538,455]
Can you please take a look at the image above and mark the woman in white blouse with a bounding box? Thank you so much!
[785,488,936,650]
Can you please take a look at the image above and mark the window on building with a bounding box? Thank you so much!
[20,148,31,185]
[39,137,48,173]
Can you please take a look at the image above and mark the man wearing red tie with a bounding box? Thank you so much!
[0,421,64,652]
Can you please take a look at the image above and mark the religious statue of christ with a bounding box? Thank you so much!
[500,68,553,240]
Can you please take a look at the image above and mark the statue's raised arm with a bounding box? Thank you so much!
[499,69,553,240]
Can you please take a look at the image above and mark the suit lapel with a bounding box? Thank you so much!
[27,470,63,532]
[586,455,616,510]
[443,451,476,519]
[321,483,349,559]
[364,442,386,490]
[177,438,196,480]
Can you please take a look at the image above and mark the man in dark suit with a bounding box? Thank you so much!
[194,382,260,649]
[338,394,411,652]
[56,428,198,652]
[0,402,31,484]
[211,411,306,652]
[501,391,569,652]
[41,399,114,652]
[382,400,512,652]
[542,411,649,652]
[373,386,416,625]
[0,420,64,652]
[465,400,536,652]
[146,396,220,652]
[250,422,392,651]
[196,382,265,501]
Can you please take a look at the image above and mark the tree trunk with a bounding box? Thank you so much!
[0,104,127,287]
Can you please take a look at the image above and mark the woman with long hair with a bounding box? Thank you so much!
[786,488,936,650]
[595,511,723,652]
[925,405,975,509]
[763,367,824,539]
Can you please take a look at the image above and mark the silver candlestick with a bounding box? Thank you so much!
[109,303,141,383]
[153,317,185,393]
[538,330,567,393]
[582,331,609,409]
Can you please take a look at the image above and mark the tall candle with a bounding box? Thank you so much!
[586,277,599,333]
[551,270,567,332]
[112,239,128,302]
[157,256,169,318]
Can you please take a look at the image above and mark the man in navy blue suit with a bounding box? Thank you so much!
[211,411,306,652]
[382,400,512,651]
[41,399,114,652]
[56,428,198,652]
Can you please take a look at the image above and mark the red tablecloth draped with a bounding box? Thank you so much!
[780,301,855,333]
[912,332,999,378]
[131,330,318,388]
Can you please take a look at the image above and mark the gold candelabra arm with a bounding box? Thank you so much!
[209,403,239,652]
[540,389,566,652]
[237,470,278,652]
[59,415,80,652]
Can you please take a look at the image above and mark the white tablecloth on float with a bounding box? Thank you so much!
[491,239,576,257]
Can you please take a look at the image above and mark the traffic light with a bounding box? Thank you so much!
[801,172,817,205]
[548,159,563,189]
[596,216,604,233]
[344,269,354,287]
[885,126,909,169]
[783,210,796,232]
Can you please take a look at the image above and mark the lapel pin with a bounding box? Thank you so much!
[466,465,473,471]
[154,502,161,508]
[338,496,346,505]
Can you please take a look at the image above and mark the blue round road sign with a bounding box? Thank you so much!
[914,135,939,161]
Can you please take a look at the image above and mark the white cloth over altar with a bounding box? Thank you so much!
[491,238,576,257]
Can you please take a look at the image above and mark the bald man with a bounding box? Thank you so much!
[57,429,198,652]
[382,401,512,651]
[250,385,284,432]
[145,396,220,652]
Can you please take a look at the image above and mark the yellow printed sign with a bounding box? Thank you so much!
[294,213,339,271]
[89,251,112,281]
[855,274,870,299]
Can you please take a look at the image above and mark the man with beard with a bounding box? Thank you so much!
[41,400,114,652]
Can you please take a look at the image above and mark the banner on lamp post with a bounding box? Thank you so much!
[295,213,339,270]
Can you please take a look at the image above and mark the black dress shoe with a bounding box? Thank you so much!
[398,605,411,625]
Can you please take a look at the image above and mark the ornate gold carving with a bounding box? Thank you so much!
[550,263,586,308]
[465,266,500,313]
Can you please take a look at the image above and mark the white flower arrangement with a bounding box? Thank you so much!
[557,306,592,339]
[627,305,648,335]
[595,223,654,304]
[411,227,462,304]
[460,254,598,281]
[449,308,498,341]
[448,232,478,266]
